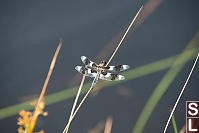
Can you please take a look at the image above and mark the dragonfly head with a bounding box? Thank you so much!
[99,60,106,67]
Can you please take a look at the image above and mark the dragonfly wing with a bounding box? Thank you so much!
[99,72,125,81]
[75,66,97,78]
[81,56,98,68]
[75,66,125,81]
[105,65,130,72]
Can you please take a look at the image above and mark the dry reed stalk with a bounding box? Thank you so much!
[63,6,143,133]
[105,6,143,66]
[88,121,105,133]
[63,66,87,133]
[63,71,101,133]
[21,40,62,133]
[104,116,113,133]
[179,125,186,133]
[69,0,161,87]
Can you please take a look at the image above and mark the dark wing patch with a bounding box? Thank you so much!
[110,73,118,80]
[99,72,125,81]
[115,65,122,72]
[92,63,97,67]
[91,68,97,73]
[105,65,130,72]
[101,71,107,75]
[103,66,110,69]
[85,58,90,65]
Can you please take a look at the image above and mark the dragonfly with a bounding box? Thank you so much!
[75,56,130,81]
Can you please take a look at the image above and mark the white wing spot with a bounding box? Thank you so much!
[81,56,87,64]
[123,65,130,70]
[75,66,83,72]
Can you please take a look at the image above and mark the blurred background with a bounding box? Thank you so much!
[0,0,199,132]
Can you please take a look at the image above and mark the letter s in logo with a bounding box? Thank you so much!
[188,102,198,116]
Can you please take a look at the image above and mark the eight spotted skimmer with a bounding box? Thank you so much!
[75,56,130,81]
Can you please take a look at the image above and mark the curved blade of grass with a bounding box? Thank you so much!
[171,114,178,133]
[0,49,198,120]
[132,31,199,133]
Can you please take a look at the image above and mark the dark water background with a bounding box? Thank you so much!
[0,0,199,132]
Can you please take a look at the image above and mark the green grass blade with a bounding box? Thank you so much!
[0,83,90,120]
[0,55,177,119]
[0,44,198,120]
[171,114,178,133]
[132,32,199,133]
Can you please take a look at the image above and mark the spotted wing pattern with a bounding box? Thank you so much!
[75,66,97,78]
[81,56,98,68]
[104,65,130,72]
[75,66,125,81]
[99,72,125,81]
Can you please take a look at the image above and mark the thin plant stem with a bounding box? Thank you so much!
[132,31,199,133]
[163,53,199,133]
[105,6,143,66]
[63,66,87,133]
[63,71,101,132]
[27,40,62,133]
[0,48,198,119]
[63,6,143,133]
